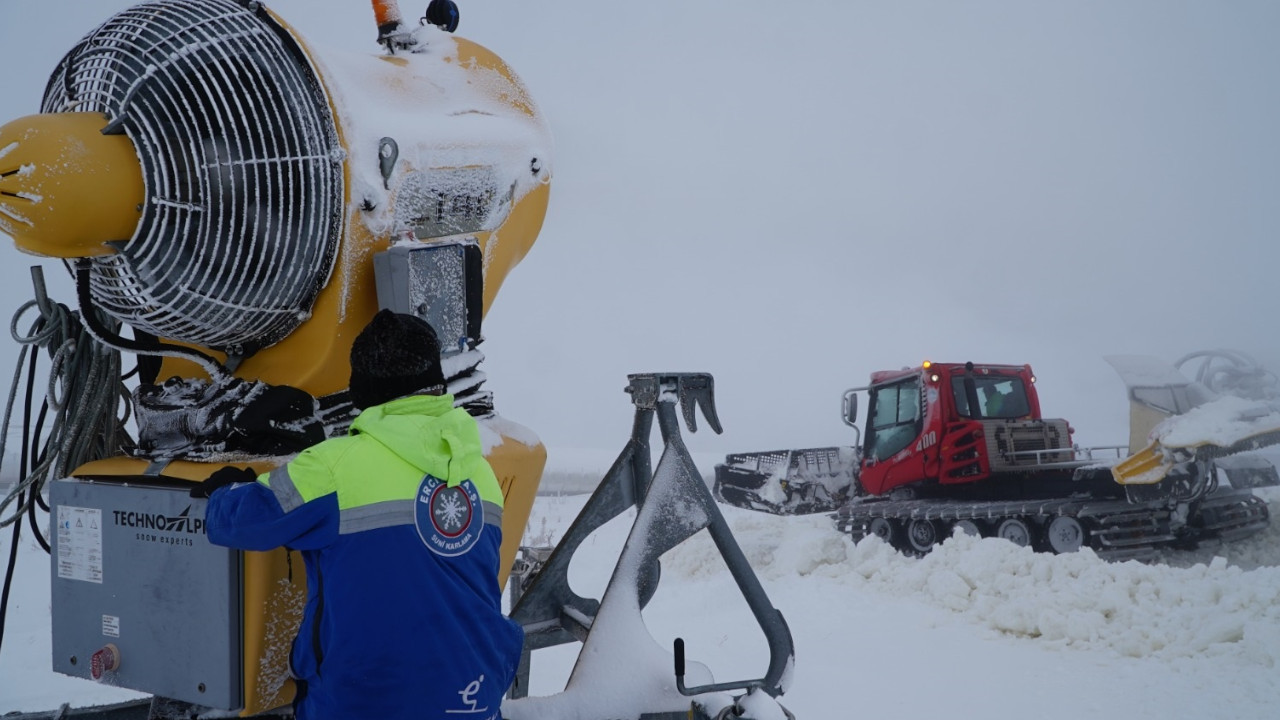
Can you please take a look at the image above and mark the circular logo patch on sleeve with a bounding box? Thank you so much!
[415,474,484,557]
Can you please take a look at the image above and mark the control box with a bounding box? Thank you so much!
[374,239,484,356]
[50,477,241,708]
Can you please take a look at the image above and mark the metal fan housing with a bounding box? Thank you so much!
[39,0,343,354]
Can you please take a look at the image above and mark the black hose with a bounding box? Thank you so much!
[0,494,20,656]
[31,400,50,513]
[21,337,48,552]
[0,329,36,660]
[25,490,47,552]
[74,261,229,382]
[0,268,139,660]
[0,320,39,657]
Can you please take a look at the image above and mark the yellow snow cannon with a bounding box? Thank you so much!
[1,0,550,714]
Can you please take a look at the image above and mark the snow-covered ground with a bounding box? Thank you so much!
[3,453,1279,719]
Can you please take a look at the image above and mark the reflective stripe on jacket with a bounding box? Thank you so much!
[206,393,523,720]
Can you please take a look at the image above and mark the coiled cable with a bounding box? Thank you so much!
[0,277,133,528]
[0,268,133,656]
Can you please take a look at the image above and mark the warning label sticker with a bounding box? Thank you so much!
[57,506,103,584]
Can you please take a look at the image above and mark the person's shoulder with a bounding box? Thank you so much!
[291,433,365,470]
[300,433,361,452]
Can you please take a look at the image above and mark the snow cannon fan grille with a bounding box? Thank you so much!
[41,0,343,354]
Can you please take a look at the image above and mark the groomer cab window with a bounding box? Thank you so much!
[952,375,1030,419]
[866,377,922,461]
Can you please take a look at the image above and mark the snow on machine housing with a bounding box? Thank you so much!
[0,0,558,714]
[713,359,1279,559]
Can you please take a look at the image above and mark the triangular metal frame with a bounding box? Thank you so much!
[506,373,793,716]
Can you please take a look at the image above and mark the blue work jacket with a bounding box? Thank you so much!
[206,393,523,720]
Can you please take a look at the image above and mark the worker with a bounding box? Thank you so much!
[193,309,522,720]
[982,385,1007,417]
[983,383,1031,418]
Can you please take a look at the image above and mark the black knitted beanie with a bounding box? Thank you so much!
[348,310,446,410]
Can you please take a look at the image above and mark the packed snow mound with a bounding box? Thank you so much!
[653,497,1280,666]
[846,534,1280,663]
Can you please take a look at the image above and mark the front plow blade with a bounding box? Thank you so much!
[1112,443,1170,485]
[1115,395,1280,487]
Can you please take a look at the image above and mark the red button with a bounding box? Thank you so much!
[90,644,120,680]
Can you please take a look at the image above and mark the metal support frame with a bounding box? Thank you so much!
[507,372,794,707]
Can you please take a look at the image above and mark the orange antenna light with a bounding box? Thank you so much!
[371,0,403,41]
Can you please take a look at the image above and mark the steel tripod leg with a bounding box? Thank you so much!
[507,373,792,706]
[507,380,659,697]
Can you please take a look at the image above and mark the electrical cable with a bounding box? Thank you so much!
[30,399,51,513]
[0,326,36,659]
[74,260,230,383]
[22,343,49,553]
[0,294,131,525]
[0,491,19,655]
[0,268,135,658]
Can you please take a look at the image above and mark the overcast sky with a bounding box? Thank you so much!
[1,0,1277,460]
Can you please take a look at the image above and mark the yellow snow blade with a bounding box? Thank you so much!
[1114,423,1280,488]
[1112,443,1170,485]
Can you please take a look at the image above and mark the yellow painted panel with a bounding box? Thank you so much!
[240,549,306,716]
[485,437,547,590]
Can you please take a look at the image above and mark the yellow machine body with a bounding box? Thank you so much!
[5,7,551,716]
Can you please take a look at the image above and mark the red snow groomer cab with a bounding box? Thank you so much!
[855,361,1059,496]
[715,360,1275,560]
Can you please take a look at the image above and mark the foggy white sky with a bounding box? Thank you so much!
[1,0,1277,460]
